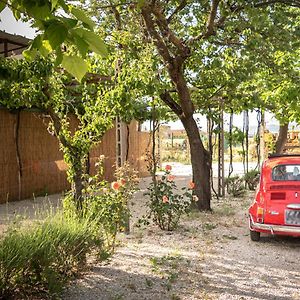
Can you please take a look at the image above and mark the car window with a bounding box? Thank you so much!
[272,164,300,181]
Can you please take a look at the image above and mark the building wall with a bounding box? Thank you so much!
[0,109,150,203]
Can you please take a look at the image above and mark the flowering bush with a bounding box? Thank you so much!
[140,165,195,231]
[64,157,139,254]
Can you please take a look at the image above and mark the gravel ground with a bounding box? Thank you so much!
[62,177,300,300]
[1,177,300,300]
[0,193,61,234]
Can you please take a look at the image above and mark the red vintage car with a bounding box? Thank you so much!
[249,154,300,241]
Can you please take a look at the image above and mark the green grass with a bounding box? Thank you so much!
[214,204,236,217]
[150,252,184,291]
[0,211,102,299]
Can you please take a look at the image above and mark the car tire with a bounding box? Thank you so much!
[250,230,260,241]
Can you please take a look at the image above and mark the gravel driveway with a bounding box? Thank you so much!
[62,177,300,300]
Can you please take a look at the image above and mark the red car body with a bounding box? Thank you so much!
[249,154,300,241]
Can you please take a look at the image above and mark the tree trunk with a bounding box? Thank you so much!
[181,115,211,210]
[47,108,85,211]
[275,123,288,154]
[72,165,84,211]
[141,3,212,210]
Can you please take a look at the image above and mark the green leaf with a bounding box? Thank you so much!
[51,0,59,10]
[72,28,108,57]
[62,55,88,81]
[58,0,69,12]
[54,48,63,66]
[31,35,43,49]
[137,0,145,9]
[0,0,7,13]
[62,17,78,29]
[22,49,38,61]
[12,3,21,20]
[45,22,68,49]
[70,6,95,30]
[28,4,51,19]
[73,35,89,57]
[39,40,52,57]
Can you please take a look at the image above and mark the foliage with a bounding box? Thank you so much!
[149,252,183,291]
[224,126,246,147]
[64,157,139,253]
[86,0,300,210]
[161,149,190,165]
[114,161,140,204]
[0,57,118,207]
[140,166,194,231]
[1,0,108,80]
[0,211,102,299]
[264,131,276,155]
[244,170,260,191]
[225,176,246,197]
[214,204,236,217]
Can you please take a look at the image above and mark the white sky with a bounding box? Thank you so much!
[0,7,36,38]
[163,111,279,133]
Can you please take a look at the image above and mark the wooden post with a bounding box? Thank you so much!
[260,112,265,165]
[4,39,8,57]
[218,108,225,197]
[115,117,130,233]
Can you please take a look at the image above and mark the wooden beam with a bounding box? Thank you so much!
[4,39,8,57]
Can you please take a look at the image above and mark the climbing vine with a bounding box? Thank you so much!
[0,57,116,209]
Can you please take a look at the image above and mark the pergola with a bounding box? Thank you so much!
[0,30,30,57]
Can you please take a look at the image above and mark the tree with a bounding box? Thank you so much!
[251,44,300,154]
[0,0,108,81]
[88,0,300,210]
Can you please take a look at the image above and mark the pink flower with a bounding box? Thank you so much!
[119,178,126,186]
[102,188,108,193]
[162,195,169,203]
[167,175,175,181]
[189,181,195,189]
[165,165,172,171]
[111,181,120,190]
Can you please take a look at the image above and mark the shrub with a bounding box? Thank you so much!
[82,188,130,253]
[140,165,194,231]
[244,169,260,190]
[0,212,101,299]
[225,176,246,197]
[66,158,139,254]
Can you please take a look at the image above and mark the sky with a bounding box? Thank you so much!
[159,111,279,133]
[0,8,36,38]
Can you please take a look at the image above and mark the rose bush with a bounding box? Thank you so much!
[64,157,139,255]
[140,165,195,231]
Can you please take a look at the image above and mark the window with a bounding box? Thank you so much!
[272,164,300,181]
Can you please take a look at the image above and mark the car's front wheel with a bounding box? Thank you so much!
[250,230,260,241]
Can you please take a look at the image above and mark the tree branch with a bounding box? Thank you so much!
[205,0,221,37]
[188,0,221,44]
[141,5,173,64]
[95,1,135,9]
[152,3,190,59]
[254,0,300,8]
[167,0,188,23]
[160,91,183,117]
